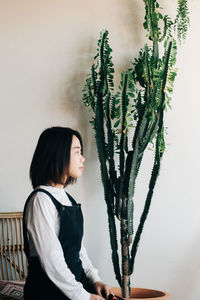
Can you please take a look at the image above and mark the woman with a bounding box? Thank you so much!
[23,127,110,300]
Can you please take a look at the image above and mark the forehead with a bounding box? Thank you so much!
[71,135,81,149]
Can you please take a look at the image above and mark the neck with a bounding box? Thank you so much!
[48,182,64,189]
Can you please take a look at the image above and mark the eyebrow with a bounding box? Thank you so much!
[72,146,81,150]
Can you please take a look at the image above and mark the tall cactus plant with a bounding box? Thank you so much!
[82,0,189,298]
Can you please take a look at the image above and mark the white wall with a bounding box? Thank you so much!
[0,0,200,299]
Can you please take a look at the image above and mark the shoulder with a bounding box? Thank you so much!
[26,190,57,216]
[24,190,59,231]
[31,189,54,203]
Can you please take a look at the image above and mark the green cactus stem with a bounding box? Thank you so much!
[82,1,189,298]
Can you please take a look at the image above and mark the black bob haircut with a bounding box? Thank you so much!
[30,127,83,189]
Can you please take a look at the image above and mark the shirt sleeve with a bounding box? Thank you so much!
[80,245,101,283]
[25,192,90,300]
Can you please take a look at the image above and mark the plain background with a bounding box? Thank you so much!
[0,0,200,299]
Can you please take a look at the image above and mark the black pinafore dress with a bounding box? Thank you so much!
[23,188,95,300]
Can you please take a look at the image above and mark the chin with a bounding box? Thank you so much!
[70,169,83,179]
[73,172,82,178]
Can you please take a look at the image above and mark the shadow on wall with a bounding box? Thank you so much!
[61,35,96,148]
[61,0,146,140]
[118,0,145,45]
[114,0,146,72]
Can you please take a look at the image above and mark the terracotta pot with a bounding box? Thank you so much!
[110,287,170,300]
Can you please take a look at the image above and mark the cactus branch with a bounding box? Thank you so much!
[82,0,189,297]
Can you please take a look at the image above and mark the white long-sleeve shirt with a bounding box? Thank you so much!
[24,185,101,300]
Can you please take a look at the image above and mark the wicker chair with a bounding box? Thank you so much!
[0,212,28,281]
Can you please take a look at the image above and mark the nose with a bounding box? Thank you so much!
[81,155,85,162]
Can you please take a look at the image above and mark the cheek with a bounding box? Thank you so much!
[71,156,78,165]
[69,156,77,171]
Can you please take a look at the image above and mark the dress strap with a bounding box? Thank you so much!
[33,188,61,210]
[65,192,77,206]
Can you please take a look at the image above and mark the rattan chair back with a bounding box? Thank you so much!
[0,212,27,280]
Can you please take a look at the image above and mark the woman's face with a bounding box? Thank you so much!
[68,135,85,178]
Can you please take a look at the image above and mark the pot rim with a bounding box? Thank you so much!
[110,287,170,299]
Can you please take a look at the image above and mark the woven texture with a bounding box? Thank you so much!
[0,280,24,299]
[0,212,27,281]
